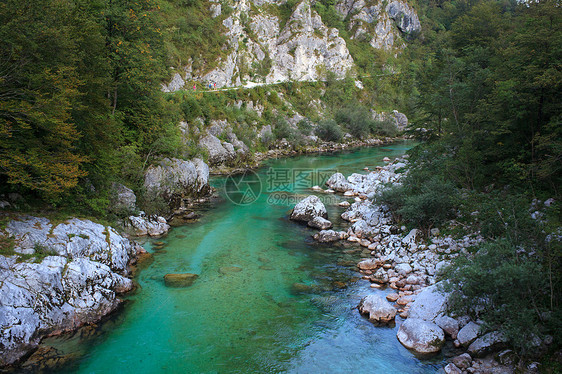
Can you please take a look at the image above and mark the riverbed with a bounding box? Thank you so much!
[48,143,443,373]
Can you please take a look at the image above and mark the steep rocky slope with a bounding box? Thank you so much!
[162,0,420,91]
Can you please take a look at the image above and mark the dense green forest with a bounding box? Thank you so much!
[381,0,562,360]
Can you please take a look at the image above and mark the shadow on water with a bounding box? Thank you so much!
[33,142,446,374]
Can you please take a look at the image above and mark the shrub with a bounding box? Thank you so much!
[373,117,398,137]
[315,119,343,142]
[335,105,375,139]
[273,116,294,140]
[442,238,561,356]
[398,176,458,231]
[378,184,405,219]
[297,119,313,135]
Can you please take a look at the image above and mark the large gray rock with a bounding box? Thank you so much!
[0,217,139,366]
[144,158,210,208]
[198,134,236,165]
[457,321,481,347]
[5,216,136,272]
[290,195,328,222]
[326,172,352,192]
[110,183,137,214]
[397,318,445,354]
[358,294,397,324]
[468,331,506,357]
[435,315,459,339]
[393,110,408,131]
[407,283,449,322]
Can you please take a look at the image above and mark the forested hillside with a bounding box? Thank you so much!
[381,0,562,361]
[0,0,560,217]
[0,0,416,216]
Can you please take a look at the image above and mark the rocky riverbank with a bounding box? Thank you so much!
[0,216,148,367]
[289,157,522,373]
[211,136,405,175]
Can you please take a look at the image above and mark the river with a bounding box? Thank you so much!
[48,142,443,373]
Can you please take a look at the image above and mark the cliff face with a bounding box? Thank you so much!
[162,0,420,91]
[0,217,143,366]
[337,0,420,50]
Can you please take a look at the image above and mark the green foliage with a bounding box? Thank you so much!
[315,119,343,142]
[159,0,228,71]
[335,105,375,139]
[410,0,562,193]
[443,233,561,356]
[398,176,458,231]
[0,0,184,214]
[381,171,458,232]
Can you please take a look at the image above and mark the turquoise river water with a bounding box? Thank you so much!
[49,143,445,373]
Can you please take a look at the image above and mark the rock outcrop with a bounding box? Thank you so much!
[336,0,420,50]
[164,0,355,90]
[127,213,171,237]
[198,134,237,166]
[144,158,210,209]
[0,216,141,366]
[109,183,137,214]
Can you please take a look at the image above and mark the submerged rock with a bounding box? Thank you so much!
[291,282,314,294]
[164,273,199,287]
[313,229,340,243]
[357,258,382,270]
[290,195,328,222]
[397,318,445,354]
[219,266,243,274]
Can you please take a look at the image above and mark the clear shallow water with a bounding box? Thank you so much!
[49,143,443,373]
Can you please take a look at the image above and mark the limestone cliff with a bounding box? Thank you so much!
[162,0,420,91]
[0,217,143,366]
[336,0,420,50]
